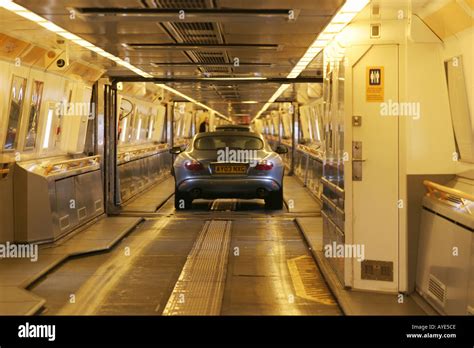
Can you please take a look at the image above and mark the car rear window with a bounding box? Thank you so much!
[194,135,263,150]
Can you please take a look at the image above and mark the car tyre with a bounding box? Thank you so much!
[265,186,284,210]
[175,190,192,210]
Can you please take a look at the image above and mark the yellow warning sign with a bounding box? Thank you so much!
[366,66,384,102]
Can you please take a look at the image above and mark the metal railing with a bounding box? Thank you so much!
[44,155,101,175]
[117,143,169,162]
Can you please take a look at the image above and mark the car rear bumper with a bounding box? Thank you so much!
[176,177,282,199]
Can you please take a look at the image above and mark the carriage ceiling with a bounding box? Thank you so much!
[6,0,346,120]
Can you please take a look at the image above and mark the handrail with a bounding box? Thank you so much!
[173,140,188,148]
[321,193,345,217]
[321,176,345,195]
[118,143,169,160]
[424,180,473,214]
[44,155,101,175]
[297,143,323,160]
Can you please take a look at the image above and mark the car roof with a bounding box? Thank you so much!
[195,130,262,138]
[215,125,251,131]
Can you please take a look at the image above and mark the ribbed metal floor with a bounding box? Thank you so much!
[210,199,238,211]
[162,220,232,315]
[29,178,341,316]
[287,255,337,306]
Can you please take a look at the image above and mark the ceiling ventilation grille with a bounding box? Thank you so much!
[153,0,241,111]
[173,22,219,44]
[154,0,208,9]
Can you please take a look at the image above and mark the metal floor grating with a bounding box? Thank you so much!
[287,255,338,307]
[163,220,232,315]
[210,199,238,211]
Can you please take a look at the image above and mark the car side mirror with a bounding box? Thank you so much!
[275,145,288,154]
[169,146,184,155]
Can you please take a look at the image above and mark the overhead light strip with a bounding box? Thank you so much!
[254,84,291,119]
[156,83,231,121]
[201,77,267,81]
[0,0,230,121]
[252,0,370,121]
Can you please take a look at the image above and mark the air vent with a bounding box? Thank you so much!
[194,51,226,63]
[427,274,447,306]
[59,215,70,231]
[155,0,208,8]
[173,22,218,44]
[95,199,103,212]
[78,207,87,220]
[446,195,462,205]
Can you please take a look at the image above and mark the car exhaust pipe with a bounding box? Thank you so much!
[256,188,268,198]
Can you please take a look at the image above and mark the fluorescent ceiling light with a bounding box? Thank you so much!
[0,0,23,11]
[156,83,231,121]
[0,0,226,119]
[38,21,65,33]
[59,32,81,40]
[286,72,299,79]
[317,33,336,41]
[88,46,105,53]
[341,0,370,12]
[252,0,369,122]
[325,23,347,33]
[201,77,267,81]
[254,84,290,120]
[14,11,45,22]
[333,12,356,23]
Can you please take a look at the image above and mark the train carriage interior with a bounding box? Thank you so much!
[0,0,473,325]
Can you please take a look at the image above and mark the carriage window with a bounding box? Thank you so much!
[120,117,128,143]
[118,98,134,144]
[445,56,473,163]
[136,114,143,141]
[299,107,312,142]
[311,104,323,142]
[24,80,44,150]
[42,106,55,149]
[142,114,150,140]
[4,75,27,150]
[153,106,166,143]
[282,112,292,139]
[148,115,154,140]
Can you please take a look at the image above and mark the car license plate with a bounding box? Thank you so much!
[214,164,247,174]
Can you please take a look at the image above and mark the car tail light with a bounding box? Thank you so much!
[255,160,273,171]
[185,160,204,171]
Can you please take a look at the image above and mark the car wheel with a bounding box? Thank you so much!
[265,187,283,210]
[175,190,192,210]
